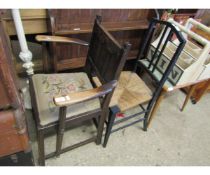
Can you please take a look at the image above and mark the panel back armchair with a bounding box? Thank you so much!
[30,16,131,165]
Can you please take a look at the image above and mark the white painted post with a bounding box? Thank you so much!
[11,9,34,75]
[11,9,33,109]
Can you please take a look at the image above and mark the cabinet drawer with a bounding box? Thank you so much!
[0,110,16,133]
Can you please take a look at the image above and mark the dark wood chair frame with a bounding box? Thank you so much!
[103,18,186,147]
[29,16,131,165]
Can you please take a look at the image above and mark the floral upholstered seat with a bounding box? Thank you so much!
[32,72,101,126]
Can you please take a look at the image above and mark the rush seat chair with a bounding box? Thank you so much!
[93,19,186,147]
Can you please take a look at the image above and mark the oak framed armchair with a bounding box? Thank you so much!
[29,16,131,165]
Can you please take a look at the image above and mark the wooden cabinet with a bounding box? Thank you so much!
[0,110,30,157]
[0,22,22,109]
[0,9,156,73]
[0,9,47,36]
[0,17,31,158]
[48,9,156,72]
[0,9,47,74]
[0,79,10,108]
[49,9,151,34]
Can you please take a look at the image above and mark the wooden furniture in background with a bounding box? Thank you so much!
[190,10,210,103]
[47,9,155,72]
[189,79,210,103]
[1,9,47,35]
[0,9,155,74]
[30,16,130,165]
[0,17,33,165]
[160,10,210,106]
[144,11,210,126]
[195,9,210,26]
[172,9,197,25]
[183,10,210,104]
[147,77,210,127]
[0,9,47,74]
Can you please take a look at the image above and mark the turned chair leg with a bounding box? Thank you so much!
[56,106,67,157]
[37,129,45,166]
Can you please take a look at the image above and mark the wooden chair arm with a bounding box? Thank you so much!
[53,80,117,107]
[35,35,89,46]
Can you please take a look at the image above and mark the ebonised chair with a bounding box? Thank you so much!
[29,16,131,165]
[93,19,186,147]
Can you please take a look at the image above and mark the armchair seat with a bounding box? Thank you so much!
[93,71,152,112]
[32,72,100,126]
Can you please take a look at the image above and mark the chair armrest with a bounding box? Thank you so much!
[53,80,117,107]
[35,35,89,46]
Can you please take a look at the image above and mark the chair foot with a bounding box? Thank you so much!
[143,126,147,132]
[143,119,148,131]
[95,138,101,145]
[56,155,60,158]
[191,98,197,104]
[38,158,45,166]
[103,111,115,147]
[103,141,108,148]
[103,131,110,148]
[96,109,110,145]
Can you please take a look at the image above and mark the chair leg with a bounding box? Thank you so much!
[147,89,165,128]
[181,84,196,111]
[143,111,150,131]
[96,111,107,145]
[56,106,67,157]
[103,111,116,148]
[37,129,45,166]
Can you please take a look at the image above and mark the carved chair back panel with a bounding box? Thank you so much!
[87,20,128,83]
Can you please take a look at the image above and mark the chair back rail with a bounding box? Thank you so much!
[138,18,186,85]
[137,18,186,117]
